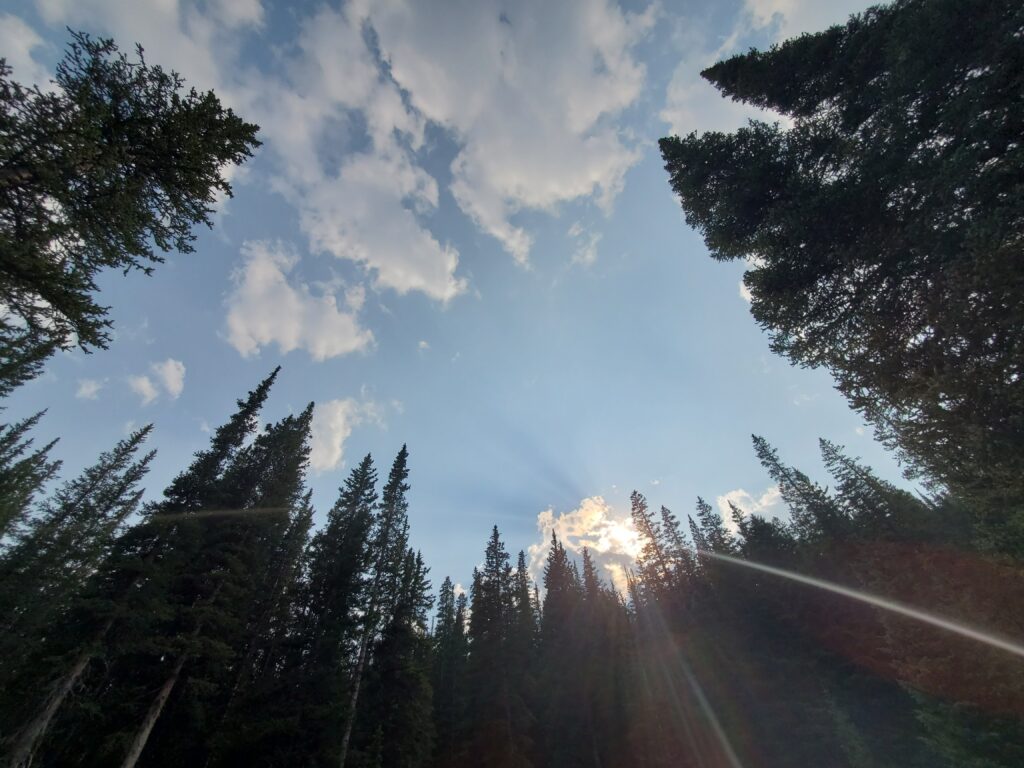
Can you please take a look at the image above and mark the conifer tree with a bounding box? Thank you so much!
[287,454,379,766]
[0,426,154,691]
[465,526,534,767]
[3,369,279,768]
[0,411,60,538]
[659,0,1024,533]
[339,445,412,767]
[355,549,434,767]
[0,31,260,382]
[431,576,468,767]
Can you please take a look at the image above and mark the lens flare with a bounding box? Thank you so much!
[700,551,1024,660]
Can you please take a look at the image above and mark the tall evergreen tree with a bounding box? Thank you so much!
[659,0,1024,543]
[0,31,260,386]
[339,445,412,767]
[2,369,279,768]
[431,576,468,767]
[0,426,154,691]
[465,527,534,767]
[0,411,60,538]
[355,549,434,768]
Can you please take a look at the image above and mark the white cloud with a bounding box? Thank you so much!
[368,0,655,265]
[127,375,158,406]
[739,279,753,303]
[716,485,784,534]
[34,0,654,314]
[251,5,467,303]
[209,0,264,29]
[528,495,641,594]
[0,14,52,89]
[309,397,383,473]
[75,378,104,400]
[225,241,373,361]
[567,222,601,267]
[151,358,185,399]
[418,340,430,351]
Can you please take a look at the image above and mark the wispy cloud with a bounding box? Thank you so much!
[127,375,159,406]
[75,378,105,400]
[151,358,185,399]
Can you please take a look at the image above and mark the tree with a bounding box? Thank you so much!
[431,576,468,767]
[659,0,1024,542]
[339,445,413,767]
[356,549,434,768]
[0,31,260,386]
[465,527,535,767]
[281,455,379,767]
[0,426,154,691]
[2,369,278,768]
[0,410,60,537]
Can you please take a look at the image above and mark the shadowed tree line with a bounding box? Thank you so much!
[1,0,1023,765]
[1,369,1021,766]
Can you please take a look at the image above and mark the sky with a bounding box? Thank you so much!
[2,0,894,592]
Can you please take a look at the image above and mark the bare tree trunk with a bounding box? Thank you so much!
[118,571,228,768]
[119,652,188,768]
[5,615,114,768]
[337,637,369,768]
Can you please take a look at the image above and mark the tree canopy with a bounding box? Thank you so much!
[659,0,1024,534]
[0,31,260,379]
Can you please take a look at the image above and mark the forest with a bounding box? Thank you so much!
[1,0,1022,766]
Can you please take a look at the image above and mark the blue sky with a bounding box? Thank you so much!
[2,0,894,590]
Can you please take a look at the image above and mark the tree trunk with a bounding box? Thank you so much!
[337,637,368,768]
[5,614,115,768]
[119,579,223,768]
[119,652,188,768]
[6,640,95,768]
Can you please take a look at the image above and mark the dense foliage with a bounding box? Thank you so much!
[0,32,260,384]
[0,371,1020,767]
[0,3,1022,766]
[659,0,1024,548]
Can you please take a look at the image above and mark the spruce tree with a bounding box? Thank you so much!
[659,0,1024,538]
[0,411,60,538]
[0,426,154,691]
[0,31,260,383]
[465,527,534,767]
[338,445,412,767]
[3,369,279,768]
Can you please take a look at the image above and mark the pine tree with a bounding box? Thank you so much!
[338,445,412,768]
[3,369,279,768]
[659,0,1024,535]
[285,454,379,766]
[0,411,60,538]
[431,576,468,767]
[113,404,315,768]
[465,527,534,767]
[0,426,154,691]
[356,549,434,768]
[0,31,260,384]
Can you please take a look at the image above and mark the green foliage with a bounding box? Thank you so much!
[0,30,260,388]
[0,410,60,536]
[659,0,1024,547]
